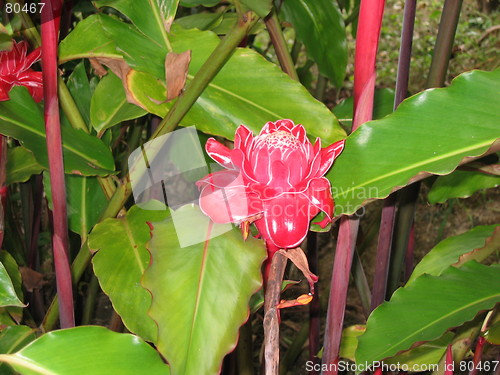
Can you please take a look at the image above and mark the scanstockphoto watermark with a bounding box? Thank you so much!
[305,360,500,373]
[306,360,443,373]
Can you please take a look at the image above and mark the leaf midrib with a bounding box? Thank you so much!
[186,74,282,120]
[335,139,496,200]
[184,222,212,373]
[0,114,108,170]
[373,292,500,361]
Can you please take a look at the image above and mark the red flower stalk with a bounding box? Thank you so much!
[197,120,344,257]
[0,40,43,102]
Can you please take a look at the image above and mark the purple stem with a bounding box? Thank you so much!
[41,0,75,328]
[370,194,397,311]
[371,0,416,311]
[322,216,360,373]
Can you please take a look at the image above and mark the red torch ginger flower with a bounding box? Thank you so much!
[197,120,345,254]
[0,40,43,102]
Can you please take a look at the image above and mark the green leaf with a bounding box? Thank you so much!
[43,173,109,238]
[0,251,24,323]
[0,326,170,375]
[0,262,24,308]
[329,69,500,215]
[484,320,500,345]
[174,12,224,31]
[59,16,346,143]
[89,204,169,343]
[0,86,115,176]
[66,61,93,129]
[428,169,500,204]
[281,0,347,87]
[384,332,453,369]
[0,326,36,354]
[6,147,44,185]
[240,0,272,18]
[339,325,366,361]
[408,225,500,284]
[90,71,147,133]
[0,326,36,375]
[179,0,219,7]
[145,25,346,142]
[58,16,121,62]
[142,204,266,375]
[94,0,180,46]
[356,262,500,365]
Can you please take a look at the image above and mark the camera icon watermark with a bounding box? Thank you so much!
[128,126,235,248]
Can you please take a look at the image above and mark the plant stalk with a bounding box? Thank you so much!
[373,0,416,310]
[426,0,463,88]
[263,252,287,375]
[322,1,385,372]
[264,10,299,81]
[394,0,417,107]
[41,0,75,329]
[322,215,360,373]
[307,232,320,373]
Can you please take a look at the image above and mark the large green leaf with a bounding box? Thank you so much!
[90,71,147,133]
[6,147,44,185]
[329,69,500,215]
[0,326,36,375]
[356,261,500,366]
[281,0,347,87]
[0,87,115,176]
[384,332,453,370]
[59,15,346,143]
[94,0,180,46]
[0,326,170,375]
[44,173,109,238]
[428,169,500,204]
[0,262,23,308]
[408,225,500,284]
[142,204,266,375]
[88,204,169,343]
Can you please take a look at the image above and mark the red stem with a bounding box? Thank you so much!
[470,336,486,375]
[41,0,75,328]
[322,1,385,371]
[352,0,386,130]
[445,344,454,375]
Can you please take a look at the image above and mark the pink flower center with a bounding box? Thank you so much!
[261,131,300,151]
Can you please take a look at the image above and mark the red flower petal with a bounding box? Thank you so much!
[305,178,334,221]
[255,192,316,249]
[205,138,232,167]
[234,125,253,150]
[0,81,13,101]
[316,139,345,177]
[198,170,262,223]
